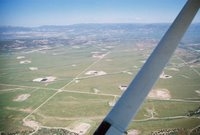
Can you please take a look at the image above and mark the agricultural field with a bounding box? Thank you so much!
[0,24,200,135]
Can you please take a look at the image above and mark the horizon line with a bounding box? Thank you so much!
[1,22,200,28]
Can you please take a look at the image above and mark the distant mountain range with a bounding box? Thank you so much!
[0,23,200,43]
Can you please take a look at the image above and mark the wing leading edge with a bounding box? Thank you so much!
[94,0,200,134]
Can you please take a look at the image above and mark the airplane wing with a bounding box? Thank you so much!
[94,0,200,134]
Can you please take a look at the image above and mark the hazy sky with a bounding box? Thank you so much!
[0,0,200,27]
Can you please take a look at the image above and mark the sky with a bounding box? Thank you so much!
[0,0,200,27]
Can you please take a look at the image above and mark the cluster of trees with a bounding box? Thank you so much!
[0,130,34,135]
[35,128,78,135]
[150,128,187,135]
[187,106,200,116]
[0,128,79,135]
[190,126,200,135]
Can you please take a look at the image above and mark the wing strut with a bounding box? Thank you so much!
[94,0,200,134]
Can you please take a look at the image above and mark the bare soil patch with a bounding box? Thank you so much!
[33,76,56,83]
[69,122,91,135]
[17,56,25,59]
[92,54,106,59]
[167,68,179,71]
[160,72,172,79]
[122,71,133,75]
[23,120,40,130]
[195,90,200,96]
[140,60,146,63]
[75,79,80,83]
[148,89,171,100]
[119,85,128,91]
[20,60,31,64]
[5,107,33,113]
[29,67,38,71]
[13,94,30,102]
[93,88,100,94]
[85,70,107,76]
[128,129,141,135]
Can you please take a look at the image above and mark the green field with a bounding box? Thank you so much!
[0,41,200,135]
